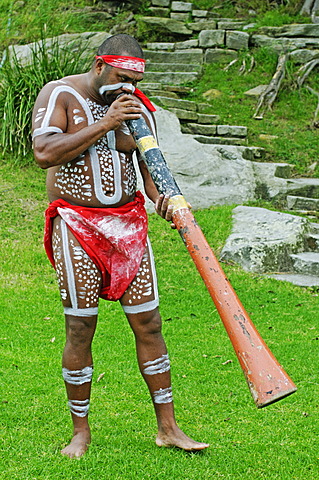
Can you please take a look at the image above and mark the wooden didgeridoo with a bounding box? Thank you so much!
[127,116,297,408]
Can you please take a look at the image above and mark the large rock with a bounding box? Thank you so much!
[8,32,109,66]
[258,24,319,37]
[220,206,310,272]
[225,31,249,50]
[199,29,225,47]
[289,48,319,63]
[204,48,238,63]
[251,34,319,52]
[138,16,192,35]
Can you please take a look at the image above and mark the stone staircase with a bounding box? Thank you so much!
[282,177,319,219]
[269,222,319,286]
[141,48,251,147]
[140,1,319,287]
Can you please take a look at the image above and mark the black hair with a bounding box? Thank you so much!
[97,34,144,58]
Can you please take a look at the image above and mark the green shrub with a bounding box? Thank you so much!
[0,33,91,162]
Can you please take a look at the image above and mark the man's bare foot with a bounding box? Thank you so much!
[156,426,209,452]
[61,429,91,459]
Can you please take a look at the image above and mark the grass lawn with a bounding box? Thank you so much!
[1,161,319,479]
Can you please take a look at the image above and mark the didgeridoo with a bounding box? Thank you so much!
[126,115,297,408]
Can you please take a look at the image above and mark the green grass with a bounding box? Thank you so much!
[1,161,319,479]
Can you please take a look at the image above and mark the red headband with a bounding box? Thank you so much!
[96,55,145,73]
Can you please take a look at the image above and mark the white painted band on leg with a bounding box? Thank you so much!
[62,366,93,385]
[143,354,170,375]
[68,398,90,417]
[64,306,98,317]
[153,387,173,404]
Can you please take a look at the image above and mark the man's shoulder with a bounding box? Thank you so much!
[35,75,88,107]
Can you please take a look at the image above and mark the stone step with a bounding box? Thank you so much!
[290,252,319,276]
[143,71,199,84]
[139,83,191,95]
[287,195,319,211]
[146,62,202,73]
[194,135,246,146]
[150,95,213,112]
[144,48,204,64]
[268,272,319,287]
[285,178,319,199]
[167,107,198,121]
[180,122,247,136]
[181,123,219,135]
[144,89,180,98]
[151,95,198,111]
[163,107,222,123]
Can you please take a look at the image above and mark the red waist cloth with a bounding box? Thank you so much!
[44,191,148,301]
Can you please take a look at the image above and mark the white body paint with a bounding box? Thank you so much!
[143,354,170,376]
[68,398,90,417]
[153,387,173,404]
[62,366,93,385]
[99,83,135,96]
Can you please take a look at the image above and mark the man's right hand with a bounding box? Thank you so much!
[105,94,142,131]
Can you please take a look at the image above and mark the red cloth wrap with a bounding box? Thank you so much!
[134,88,156,112]
[44,191,148,301]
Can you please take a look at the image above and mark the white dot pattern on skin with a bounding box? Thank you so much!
[53,97,137,202]
[121,152,137,196]
[52,221,101,309]
[126,249,154,305]
[70,239,101,308]
[52,223,69,304]
[54,160,93,202]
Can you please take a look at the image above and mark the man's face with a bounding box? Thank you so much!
[99,65,144,105]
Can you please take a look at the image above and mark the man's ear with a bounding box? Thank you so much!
[95,58,105,75]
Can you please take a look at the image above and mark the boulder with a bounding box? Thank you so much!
[220,206,309,272]
[8,32,110,66]
[151,0,170,6]
[204,48,238,64]
[171,1,193,11]
[251,34,319,52]
[138,16,192,36]
[199,29,225,47]
[258,24,319,38]
[225,31,249,50]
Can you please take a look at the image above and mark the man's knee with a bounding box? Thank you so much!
[129,309,162,337]
[65,315,96,348]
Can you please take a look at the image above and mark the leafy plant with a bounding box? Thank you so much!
[0,32,91,161]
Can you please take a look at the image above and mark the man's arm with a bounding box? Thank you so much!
[32,87,142,169]
[138,153,174,223]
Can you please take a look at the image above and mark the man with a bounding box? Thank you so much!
[32,33,209,458]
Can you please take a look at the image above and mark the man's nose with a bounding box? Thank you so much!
[121,83,135,94]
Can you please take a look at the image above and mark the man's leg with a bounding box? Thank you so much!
[120,239,209,451]
[61,313,97,458]
[52,217,101,458]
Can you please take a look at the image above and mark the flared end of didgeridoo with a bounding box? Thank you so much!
[251,384,297,409]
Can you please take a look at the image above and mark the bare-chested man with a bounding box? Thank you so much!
[32,33,209,458]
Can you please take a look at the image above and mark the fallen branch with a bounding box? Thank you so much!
[238,54,255,75]
[253,53,288,119]
[306,86,319,127]
[296,58,319,88]
[223,58,238,72]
